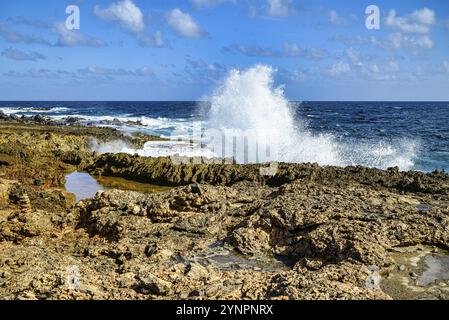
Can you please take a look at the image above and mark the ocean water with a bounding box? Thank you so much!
[1,100,447,172]
[0,66,448,173]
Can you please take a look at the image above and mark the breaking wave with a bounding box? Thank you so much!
[92,65,418,170]
[200,65,418,170]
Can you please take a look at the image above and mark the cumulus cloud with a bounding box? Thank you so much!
[267,0,292,17]
[332,31,434,52]
[1,47,46,61]
[283,43,301,56]
[4,66,153,80]
[94,0,145,33]
[79,66,153,77]
[329,61,350,77]
[278,67,309,83]
[176,58,228,84]
[385,8,435,34]
[224,44,279,57]
[4,69,70,79]
[166,8,207,38]
[284,43,329,60]
[190,0,236,9]
[386,32,433,50]
[8,16,51,29]
[138,31,166,48]
[341,47,402,81]
[0,21,106,48]
[0,22,52,46]
[329,10,346,26]
[54,22,107,47]
[345,47,364,67]
[224,43,329,60]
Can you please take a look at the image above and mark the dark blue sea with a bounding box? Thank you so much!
[1,101,448,172]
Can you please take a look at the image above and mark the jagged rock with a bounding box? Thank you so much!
[0,122,449,300]
[136,272,171,295]
[185,263,209,280]
[85,153,449,194]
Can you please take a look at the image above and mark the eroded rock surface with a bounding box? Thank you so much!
[0,122,448,300]
[1,170,448,300]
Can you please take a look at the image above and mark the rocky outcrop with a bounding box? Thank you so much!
[1,171,449,300]
[1,122,449,300]
[85,153,449,195]
[0,122,154,188]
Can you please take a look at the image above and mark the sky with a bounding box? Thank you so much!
[0,0,448,101]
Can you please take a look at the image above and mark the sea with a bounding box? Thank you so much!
[0,61,447,173]
[1,100,448,173]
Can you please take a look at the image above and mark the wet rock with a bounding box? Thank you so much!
[0,112,9,121]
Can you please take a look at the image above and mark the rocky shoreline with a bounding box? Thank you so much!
[0,117,448,300]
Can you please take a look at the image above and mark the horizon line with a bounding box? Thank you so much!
[1,100,449,103]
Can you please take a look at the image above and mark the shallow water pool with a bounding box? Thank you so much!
[65,171,171,201]
[65,171,103,201]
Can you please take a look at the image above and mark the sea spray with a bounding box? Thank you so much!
[89,139,133,154]
[201,65,418,170]
[204,65,341,165]
[88,65,418,171]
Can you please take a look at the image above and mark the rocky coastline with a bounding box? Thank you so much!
[0,114,449,300]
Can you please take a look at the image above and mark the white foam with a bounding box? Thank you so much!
[204,65,341,165]
[172,65,417,170]
[2,66,419,171]
[90,139,217,159]
[0,107,69,115]
[47,114,200,139]
[87,65,418,171]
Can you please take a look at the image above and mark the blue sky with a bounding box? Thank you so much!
[0,0,448,101]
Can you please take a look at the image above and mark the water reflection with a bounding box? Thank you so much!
[65,171,172,202]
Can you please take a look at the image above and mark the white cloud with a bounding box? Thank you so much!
[138,31,166,48]
[224,44,279,57]
[166,8,206,38]
[329,61,350,77]
[411,8,436,25]
[286,68,308,82]
[0,22,52,46]
[284,43,301,56]
[94,0,145,33]
[178,59,228,84]
[329,10,346,26]
[345,47,363,67]
[385,8,435,34]
[334,32,434,53]
[342,48,401,81]
[54,22,107,47]
[386,60,400,73]
[190,0,235,9]
[386,32,433,50]
[1,47,46,61]
[4,67,153,80]
[283,43,329,60]
[267,0,292,17]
